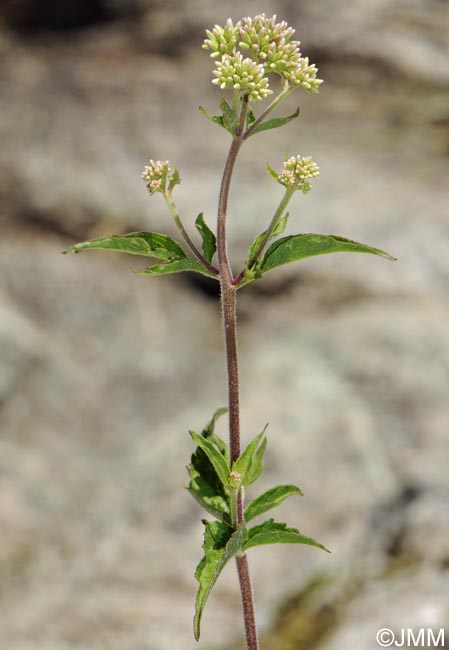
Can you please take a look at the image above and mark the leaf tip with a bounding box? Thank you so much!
[193,617,201,641]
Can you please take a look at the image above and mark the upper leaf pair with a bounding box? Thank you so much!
[64,225,218,279]
[200,99,300,138]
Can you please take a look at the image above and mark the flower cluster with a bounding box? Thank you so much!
[278,155,320,193]
[142,160,174,195]
[212,52,272,101]
[203,14,322,100]
[204,19,237,58]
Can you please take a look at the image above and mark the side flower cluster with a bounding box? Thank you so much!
[203,14,322,100]
[142,160,179,195]
[278,155,320,194]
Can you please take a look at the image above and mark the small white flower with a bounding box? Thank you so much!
[142,160,172,195]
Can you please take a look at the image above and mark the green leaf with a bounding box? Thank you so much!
[168,167,181,192]
[247,106,257,127]
[243,519,330,553]
[200,407,230,466]
[64,232,187,260]
[220,98,239,134]
[194,521,247,640]
[199,106,225,129]
[247,213,290,262]
[261,234,397,273]
[187,409,230,522]
[195,213,217,263]
[250,106,300,136]
[187,466,230,522]
[135,258,217,279]
[232,426,268,488]
[245,485,303,523]
[245,433,267,486]
[190,430,230,488]
[267,162,279,182]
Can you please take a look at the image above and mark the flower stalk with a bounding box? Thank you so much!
[164,190,219,275]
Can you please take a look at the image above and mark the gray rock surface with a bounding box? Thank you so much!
[1,2,448,649]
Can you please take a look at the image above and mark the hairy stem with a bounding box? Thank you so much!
[164,191,219,275]
[217,96,259,650]
[236,554,260,650]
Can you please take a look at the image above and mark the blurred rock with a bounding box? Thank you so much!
[0,0,138,34]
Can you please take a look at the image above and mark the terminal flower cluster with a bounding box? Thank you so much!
[278,155,320,193]
[142,160,173,195]
[203,14,322,100]
[212,52,271,101]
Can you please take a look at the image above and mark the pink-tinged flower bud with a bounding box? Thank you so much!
[141,160,179,195]
[278,155,320,193]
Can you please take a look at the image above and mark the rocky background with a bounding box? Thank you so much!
[1,1,449,649]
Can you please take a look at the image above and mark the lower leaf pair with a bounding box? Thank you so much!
[187,408,330,640]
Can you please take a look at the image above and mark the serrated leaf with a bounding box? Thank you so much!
[261,234,396,273]
[64,232,187,260]
[190,430,230,488]
[250,106,300,136]
[187,466,230,523]
[232,426,267,488]
[220,98,239,134]
[195,213,217,263]
[194,521,247,640]
[245,485,303,523]
[187,409,230,521]
[243,519,330,553]
[199,105,225,129]
[135,258,217,279]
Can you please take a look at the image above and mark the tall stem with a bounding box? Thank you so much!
[216,97,260,650]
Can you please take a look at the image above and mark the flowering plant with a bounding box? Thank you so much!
[65,14,394,650]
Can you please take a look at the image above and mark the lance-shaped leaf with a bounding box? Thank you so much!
[168,167,181,192]
[248,106,300,136]
[187,408,230,521]
[187,464,230,522]
[220,98,239,134]
[232,425,268,488]
[135,258,217,279]
[245,433,267,486]
[245,484,303,523]
[64,232,187,260]
[201,407,230,466]
[199,105,225,129]
[190,430,230,488]
[261,234,396,273]
[247,106,257,127]
[195,213,217,263]
[243,519,330,553]
[247,213,290,263]
[194,521,247,640]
